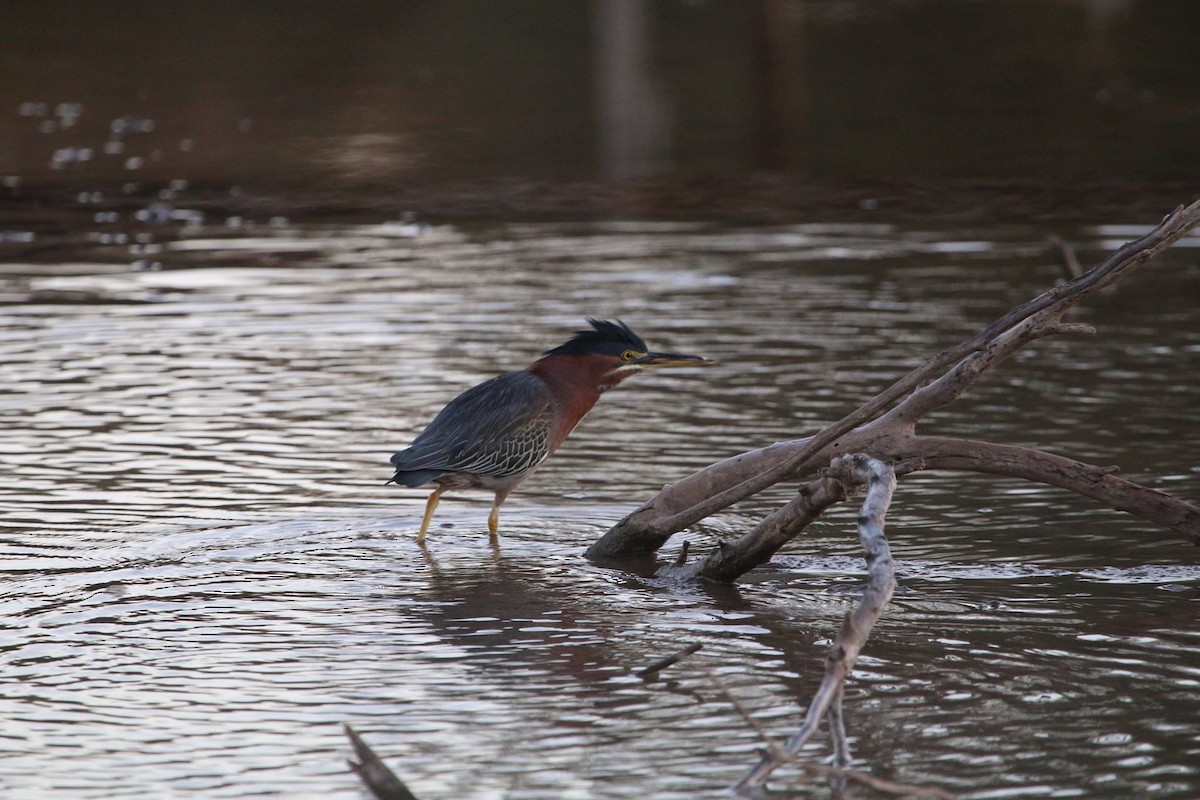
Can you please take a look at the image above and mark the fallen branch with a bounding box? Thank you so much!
[909,436,1200,539]
[635,642,703,679]
[586,199,1200,568]
[727,455,938,794]
[662,420,1200,584]
[659,474,848,583]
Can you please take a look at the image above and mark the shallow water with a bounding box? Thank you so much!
[2,216,1199,798]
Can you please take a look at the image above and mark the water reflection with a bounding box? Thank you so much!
[3,2,1200,192]
[1,219,1198,797]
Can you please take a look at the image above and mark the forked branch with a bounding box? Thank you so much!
[586,199,1200,566]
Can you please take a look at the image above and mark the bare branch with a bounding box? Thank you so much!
[664,425,1197,587]
[736,455,899,790]
[635,642,703,679]
[688,431,1197,586]
[909,436,1200,543]
[661,475,847,583]
[588,199,1200,560]
[827,683,851,768]
[708,668,786,763]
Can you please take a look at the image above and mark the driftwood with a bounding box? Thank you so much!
[724,455,950,796]
[586,199,1200,580]
[738,455,896,786]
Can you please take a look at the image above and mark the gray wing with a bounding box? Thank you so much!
[391,371,553,480]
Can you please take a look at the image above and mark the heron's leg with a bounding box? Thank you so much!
[487,500,501,542]
[487,489,513,542]
[417,485,446,544]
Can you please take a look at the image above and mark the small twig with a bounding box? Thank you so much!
[707,668,786,761]
[1047,234,1084,279]
[827,683,850,767]
[344,725,420,800]
[674,540,690,566]
[636,642,703,679]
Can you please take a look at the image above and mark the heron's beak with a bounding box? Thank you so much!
[632,351,715,370]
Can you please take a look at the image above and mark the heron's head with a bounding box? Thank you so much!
[537,318,713,389]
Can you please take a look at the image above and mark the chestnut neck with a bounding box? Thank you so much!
[528,354,629,450]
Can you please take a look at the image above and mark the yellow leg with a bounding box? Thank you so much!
[487,500,501,541]
[417,486,445,544]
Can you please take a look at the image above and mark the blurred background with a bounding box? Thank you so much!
[2,0,1199,222]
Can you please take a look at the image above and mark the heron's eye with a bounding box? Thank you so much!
[621,350,638,362]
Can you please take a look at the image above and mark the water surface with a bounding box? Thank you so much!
[1,216,1199,798]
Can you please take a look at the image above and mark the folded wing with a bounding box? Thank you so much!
[390,371,554,486]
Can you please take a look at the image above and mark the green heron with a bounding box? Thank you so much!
[389,318,712,543]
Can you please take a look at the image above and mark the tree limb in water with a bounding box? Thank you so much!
[729,456,937,794]
[586,199,1200,569]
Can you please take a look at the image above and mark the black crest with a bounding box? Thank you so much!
[543,318,647,358]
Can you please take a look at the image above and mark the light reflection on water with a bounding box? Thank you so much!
[1,220,1198,798]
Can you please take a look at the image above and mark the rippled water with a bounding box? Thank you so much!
[2,216,1199,798]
